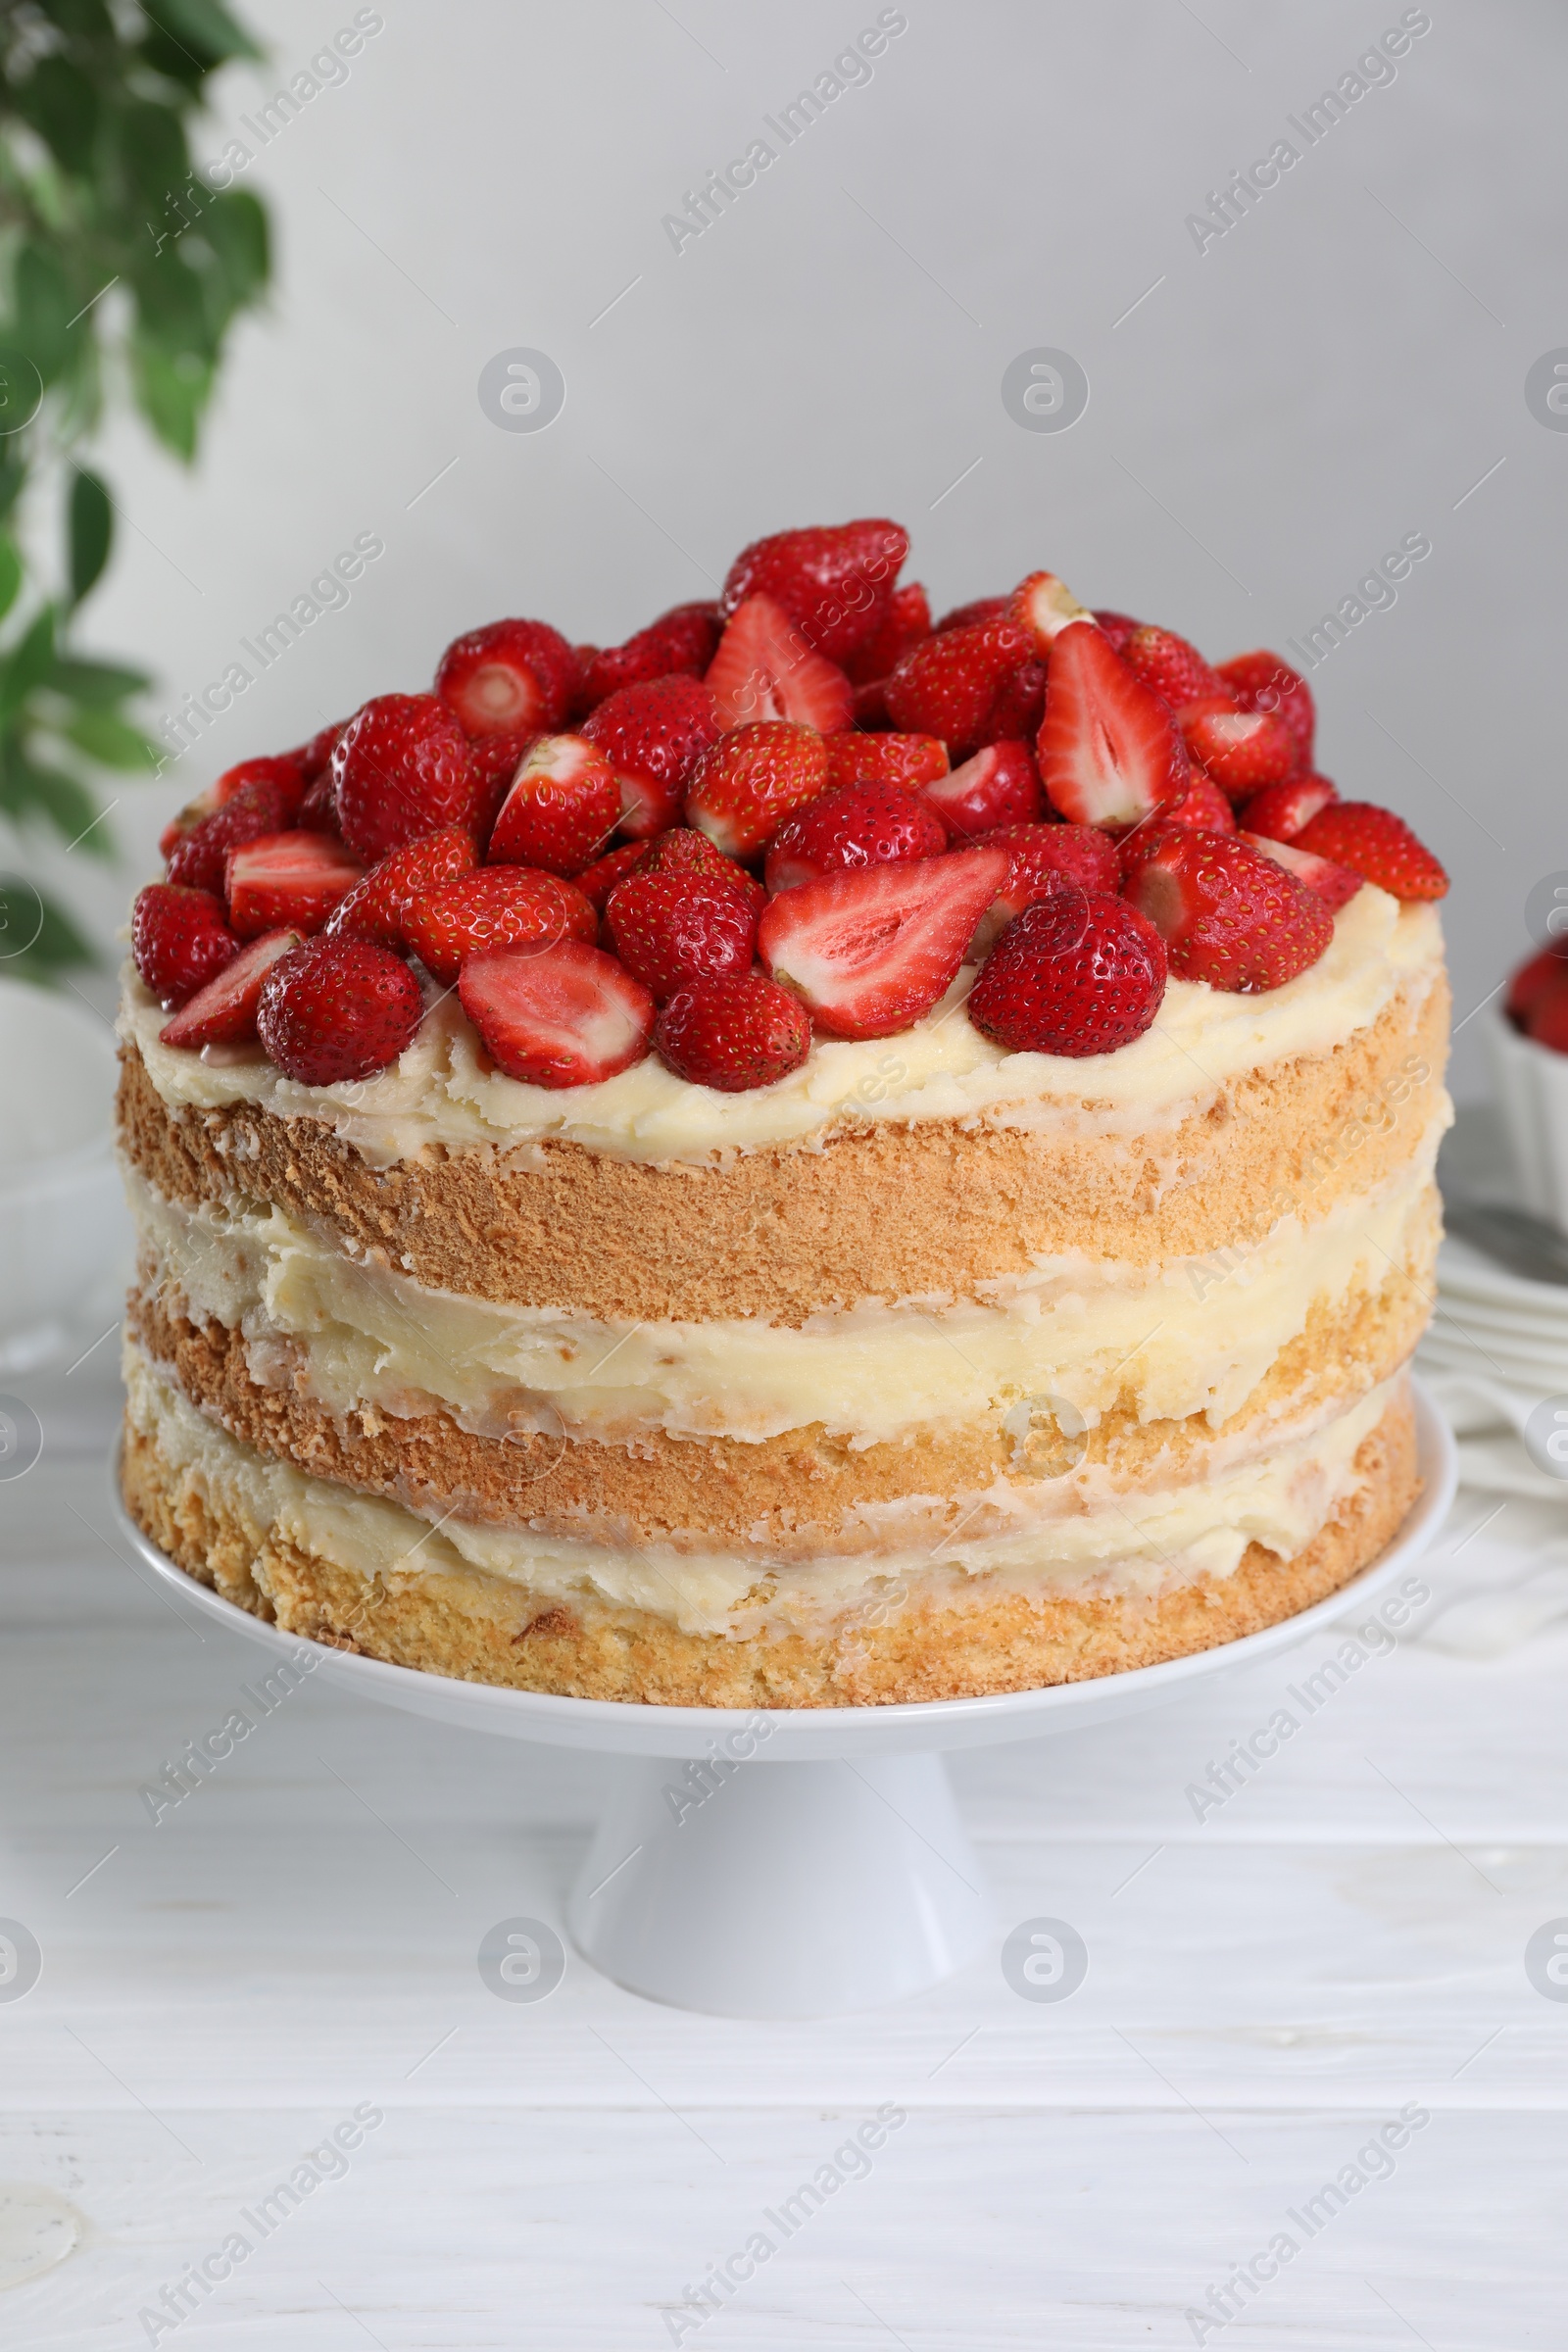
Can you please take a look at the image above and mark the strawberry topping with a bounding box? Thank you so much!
[459,940,654,1088]
[882,617,1035,751]
[578,603,722,709]
[921,741,1043,843]
[331,693,482,865]
[325,825,477,950]
[434,617,577,737]
[159,927,303,1051]
[705,593,855,733]
[758,847,1007,1041]
[132,882,239,1009]
[165,776,299,894]
[763,781,947,893]
[1239,830,1363,912]
[720,519,908,663]
[1121,827,1333,992]
[1178,703,1298,798]
[580,674,723,838]
[256,936,424,1086]
[404,865,596,987]
[969,889,1167,1058]
[487,734,621,875]
[1216,650,1315,771]
[655,972,811,1092]
[1238,772,1338,843]
[605,870,760,1001]
[225,831,365,938]
[1120,625,1227,714]
[1292,802,1448,902]
[822,732,950,792]
[684,719,830,861]
[969,821,1121,957]
[1009,570,1091,655]
[1036,620,1187,828]
[843,581,932,686]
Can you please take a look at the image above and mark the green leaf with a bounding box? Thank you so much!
[0,878,96,978]
[139,0,264,67]
[0,745,98,843]
[14,56,101,177]
[198,188,270,308]
[128,334,212,458]
[0,605,57,722]
[0,535,22,621]
[12,245,78,385]
[68,467,113,604]
[60,709,158,770]
[49,655,152,707]
[114,96,191,220]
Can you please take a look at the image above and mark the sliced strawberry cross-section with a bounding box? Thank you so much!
[256,936,425,1087]
[1238,829,1362,912]
[1237,771,1338,844]
[720,519,909,664]
[969,889,1168,1058]
[160,928,303,1051]
[1008,570,1091,656]
[225,831,366,939]
[434,616,577,738]
[403,864,597,987]
[1121,826,1333,992]
[1036,619,1187,828]
[487,734,622,875]
[758,845,1007,1040]
[459,940,655,1089]
[684,719,830,861]
[705,592,855,733]
[655,972,812,1092]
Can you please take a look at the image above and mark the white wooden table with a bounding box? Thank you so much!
[2,1353,1564,2350]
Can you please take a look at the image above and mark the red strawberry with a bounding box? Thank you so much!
[1121,827,1333,992]
[922,742,1043,843]
[297,769,342,837]
[1120,625,1227,714]
[763,782,946,894]
[487,734,621,875]
[404,865,596,987]
[638,827,763,904]
[883,618,1035,751]
[581,675,723,837]
[1530,990,1568,1055]
[166,777,298,894]
[1179,703,1298,798]
[852,677,894,729]
[935,595,1009,634]
[578,603,722,709]
[1238,830,1362,913]
[758,848,1007,1041]
[969,821,1120,957]
[605,871,760,1001]
[1507,947,1568,1030]
[466,730,536,836]
[1216,651,1314,771]
[1036,621,1187,828]
[325,825,477,949]
[684,720,830,860]
[822,732,949,792]
[225,832,365,938]
[976,660,1048,747]
[1149,764,1235,834]
[434,617,577,737]
[1292,803,1448,902]
[159,928,302,1051]
[331,694,482,865]
[459,940,654,1089]
[289,720,347,782]
[257,937,424,1086]
[1009,571,1092,655]
[705,593,855,733]
[1092,610,1143,656]
[1238,772,1338,843]
[131,883,239,1009]
[574,840,651,914]
[969,889,1167,1058]
[843,582,931,686]
[157,754,307,859]
[720,519,908,663]
[656,973,811,1092]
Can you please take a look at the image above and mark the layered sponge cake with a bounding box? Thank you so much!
[117,523,1449,1705]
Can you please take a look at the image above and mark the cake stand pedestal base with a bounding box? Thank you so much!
[566,1752,989,2018]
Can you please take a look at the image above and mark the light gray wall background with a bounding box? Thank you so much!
[40,0,1565,1102]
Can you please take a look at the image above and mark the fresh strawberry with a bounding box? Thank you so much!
[331,694,482,865]
[1507,947,1568,1030]
[969,821,1120,956]
[578,603,722,709]
[1239,830,1362,913]
[1036,621,1186,828]
[466,729,536,838]
[1121,827,1333,992]
[822,732,949,792]
[159,928,302,1051]
[637,827,763,905]
[1178,702,1298,798]
[1148,764,1235,834]
[487,734,621,875]
[605,870,760,1001]
[882,618,1035,751]
[1216,651,1315,771]
[720,519,908,663]
[434,616,577,737]
[573,840,651,914]
[1120,625,1227,714]
[969,889,1167,1058]
[935,595,1009,634]
[1092,610,1143,656]
[256,936,424,1085]
[580,675,724,837]
[288,722,347,783]
[297,769,342,836]
[157,754,307,859]
[684,720,830,860]
[1009,570,1092,655]
[975,659,1047,746]
[851,676,894,729]
[705,593,855,733]
[655,972,811,1092]
[922,742,1043,843]
[225,832,365,938]
[403,865,596,987]
[1293,802,1448,902]
[459,940,654,1089]
[1238,772,1338,843]
[763,782,946,893]
[758,847,1007,1041]
[166,777,298,894]
[131,883,239,1009]
[843,582,931,686]
[567,645,599,722]
[1529,989,1568,1055]
[325,825,477,949]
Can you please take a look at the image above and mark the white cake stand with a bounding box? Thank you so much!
[115,1387,1456,2017]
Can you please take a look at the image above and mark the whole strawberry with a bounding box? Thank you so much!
[1215,650,1315,770]
[578,603,721,709]
[656,972,812,1092]
[331,693,482,865]
[434,616,577,737]
[685,720,830,860]
[257,936,424,1085]
[606,870,760,1000]
[1121,624,1227,714]
[1293,802,1448,902]
[763,781,946,893]
[487,734,621,875]
[1237,772,1337,843]
[842,581,931,685]
[969,889,1167,1058]
[822,732,949,792]
[326,824,477,949]
[166,776,299,894]
[132,883,239,1009]
[970,821,1120,956]
[404,865,596,987]
[720,519,909,663]
[1121,827,1333,992]
[581,674,723,836]
[883,617,1035,751]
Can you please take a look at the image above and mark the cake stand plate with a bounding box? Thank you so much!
[115,1385,1456,2018]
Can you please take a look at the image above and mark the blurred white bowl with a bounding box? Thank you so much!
[1483,1004,1568,1231]
[0,981,128,1370]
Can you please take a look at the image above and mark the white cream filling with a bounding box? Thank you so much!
[126,1345,1401,1638]
[119,891,1443,1170]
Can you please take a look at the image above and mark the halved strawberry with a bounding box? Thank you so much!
[921,742,1043,843]
[1092,610,1143,656]
[1292,802,1448,902]
[1215,651,1315,771]
[1238,830,1362,913]
[1120,625,1227,714]
[487,734,621,876]
[131,882,239,1010]
[655,972,811,1092]
[434,617,577,738]
[843,582,931,686]
[166,776,299,893]
[1009,570,1092,655]
[763,782,946,894]
[159,927,302,1051]
[1178,703,1298,798]
[574,839,651,913]
[1121,827,1333,992]
[882,618,1035,751]
[459,940,655,1089]
[257,937,425,1086]
[705,593,855,733]
[1238,772,1338,843]
[331,693,483,865]
[1036,620,1187,828]
[1507,947,1568,1031]
[758,847,1007,1041]
[225,831,366,939]
[578,603,722,709]
[605,870,760,1001]
[580,675,724,838]
[325,825,477,949]
[822,732,949,792]
[969,889,1168,1058]
[934,595,1010,634]
[405,866,596,987]
[720,519,908,663]
[969,821,1121,957]
[684,720,829,861]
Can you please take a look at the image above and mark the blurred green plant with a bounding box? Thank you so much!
[0,0,269,980]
